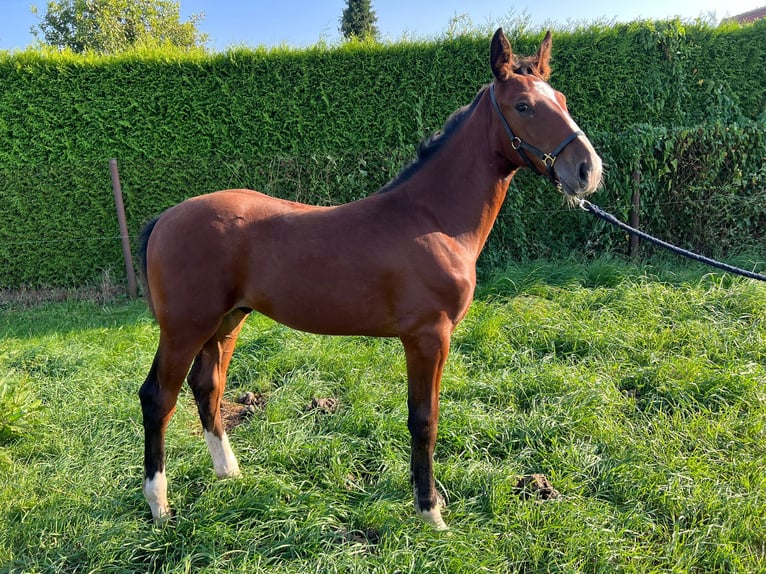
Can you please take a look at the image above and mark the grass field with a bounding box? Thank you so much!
[1,258,765,573]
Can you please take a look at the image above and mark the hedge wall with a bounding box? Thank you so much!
[1,19,764,288]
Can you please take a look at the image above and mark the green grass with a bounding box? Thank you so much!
[1,258,765,573]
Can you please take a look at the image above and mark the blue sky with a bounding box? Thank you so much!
[1,0,762,51]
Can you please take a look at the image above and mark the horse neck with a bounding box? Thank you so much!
[402,93,517,259]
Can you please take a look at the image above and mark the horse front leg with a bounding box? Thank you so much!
[402,326,451,530]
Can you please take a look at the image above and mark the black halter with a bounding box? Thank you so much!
[489,83,584,187]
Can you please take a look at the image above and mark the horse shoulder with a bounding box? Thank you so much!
[405,232,478,325]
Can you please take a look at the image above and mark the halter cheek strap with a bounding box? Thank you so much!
[489,83,584,186]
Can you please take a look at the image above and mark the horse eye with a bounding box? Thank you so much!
[516,103,530,113]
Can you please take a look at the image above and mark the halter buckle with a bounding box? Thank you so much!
[511,137,522,150]
[541,153,556,168]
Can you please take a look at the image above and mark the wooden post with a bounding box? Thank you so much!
[629,168,641,260]
[109,159,138,299]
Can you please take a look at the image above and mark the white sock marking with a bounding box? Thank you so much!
[143,470,170,524]
[204,430,240,478]
[417,506,449,531]
[414,486,449,530]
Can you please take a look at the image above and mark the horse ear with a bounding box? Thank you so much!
[490,28,513,81]
[536,30,552,80]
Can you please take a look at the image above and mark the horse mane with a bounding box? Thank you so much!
[376,63,546,195]
[376,84,489,194]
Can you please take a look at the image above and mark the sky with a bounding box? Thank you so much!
[0,0,763,51]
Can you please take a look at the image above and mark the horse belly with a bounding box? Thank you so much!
[246,265,399,337]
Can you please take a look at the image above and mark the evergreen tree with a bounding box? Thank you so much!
[339,0,379,41]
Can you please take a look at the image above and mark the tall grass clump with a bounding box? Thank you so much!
[0,372,41,444]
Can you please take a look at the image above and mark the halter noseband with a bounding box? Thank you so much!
[489,83,584,187]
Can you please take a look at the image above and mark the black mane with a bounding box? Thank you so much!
[377,85,489,193]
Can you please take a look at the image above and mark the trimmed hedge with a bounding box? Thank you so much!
[1,19,764,288]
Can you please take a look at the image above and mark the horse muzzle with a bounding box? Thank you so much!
[553,137,603,201]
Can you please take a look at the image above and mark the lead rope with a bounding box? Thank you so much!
[576,198,766,282]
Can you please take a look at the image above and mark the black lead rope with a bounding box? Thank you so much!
[577,199,766,283]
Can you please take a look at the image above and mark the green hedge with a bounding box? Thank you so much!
[2,121,763,288]
[1,20,764,288]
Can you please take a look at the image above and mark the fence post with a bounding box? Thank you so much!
[109,159,138,299]
[629,168,641,260]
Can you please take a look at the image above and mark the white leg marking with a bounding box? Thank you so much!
[143,470,171,524]
[417,506,449,531]
[414,487,449,531]
[204,430,240,478]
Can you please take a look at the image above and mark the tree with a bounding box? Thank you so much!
[339,0,379,41]
[31,0,208,53]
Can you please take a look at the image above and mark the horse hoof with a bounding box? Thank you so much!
[148,500,172,525]
[416,506,449,531]
[152,508,172,526]
[217,467,242,479]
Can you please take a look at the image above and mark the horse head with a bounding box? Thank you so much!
[489,28,603,202]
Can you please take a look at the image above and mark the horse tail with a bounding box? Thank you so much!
[138,216,160,318]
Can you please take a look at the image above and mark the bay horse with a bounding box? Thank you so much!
[138,28,602,530]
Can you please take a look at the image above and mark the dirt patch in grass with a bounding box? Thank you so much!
[221,391,267,431]
[216,393,339,432]
[515,474,560,501]
[333,527,381,552]
[305,397,339,414]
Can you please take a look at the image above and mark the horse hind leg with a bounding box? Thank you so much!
[138,337,202,524]
[188,309,248,479]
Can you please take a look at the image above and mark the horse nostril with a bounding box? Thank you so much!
[578,161,591,185]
